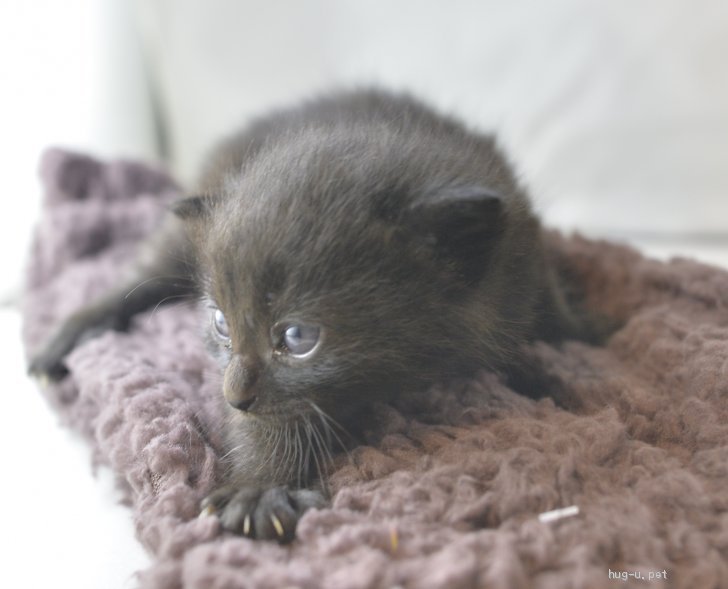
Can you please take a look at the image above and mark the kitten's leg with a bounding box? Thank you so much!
[199,417,329,542]
[28,216,196,380]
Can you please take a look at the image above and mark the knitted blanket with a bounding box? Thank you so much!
[23,149,728,589]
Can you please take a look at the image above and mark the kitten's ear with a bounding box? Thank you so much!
[171,195,217,220]
[407,185,505,283]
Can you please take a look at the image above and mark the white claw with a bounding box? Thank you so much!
[270,513,285,538]
[198,504,216,518]
[243,514,251,535]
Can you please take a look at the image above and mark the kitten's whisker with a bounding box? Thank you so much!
[220,443,246,461]
[303,419,315,484]
[282,424,294,481]
[307,401,348,437]
[147,294,195,323]
[312,419,334,466]
[307,401,352,460]
[294,420,305,488]
[274,424,290,482]
[123,275,191,299]
[260,423,283,476]
[305,421,327,493]
[308,422,331,494]
[314,434,329,493]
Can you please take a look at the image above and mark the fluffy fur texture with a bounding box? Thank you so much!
[24,149,728,589]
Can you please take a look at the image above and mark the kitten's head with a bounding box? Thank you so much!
[174,124,538,430]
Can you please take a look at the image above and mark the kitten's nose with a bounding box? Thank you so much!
[224,354,260,412]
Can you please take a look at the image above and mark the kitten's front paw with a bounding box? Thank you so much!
[200,485,326,543]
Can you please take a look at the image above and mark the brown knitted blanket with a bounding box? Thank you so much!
[22,149,728,589]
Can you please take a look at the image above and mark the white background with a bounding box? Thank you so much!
[1,1,727,587]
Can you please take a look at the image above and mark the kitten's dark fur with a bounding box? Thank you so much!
[29,89,590,542]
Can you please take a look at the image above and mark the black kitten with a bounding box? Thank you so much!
[29,89,587,542]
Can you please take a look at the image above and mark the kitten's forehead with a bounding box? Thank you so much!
[202,127,472,306]
[210,198,372,292]
[211,146,382,260]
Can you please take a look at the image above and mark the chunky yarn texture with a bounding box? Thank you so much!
[23,149,728,589]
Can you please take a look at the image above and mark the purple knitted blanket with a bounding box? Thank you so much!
[23,149,728,589]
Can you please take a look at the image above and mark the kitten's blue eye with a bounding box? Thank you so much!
[212,308,229,339]
[280,324,320,357]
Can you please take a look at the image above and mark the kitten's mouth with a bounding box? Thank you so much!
[231,401,311,422]
[229,396,350,451]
